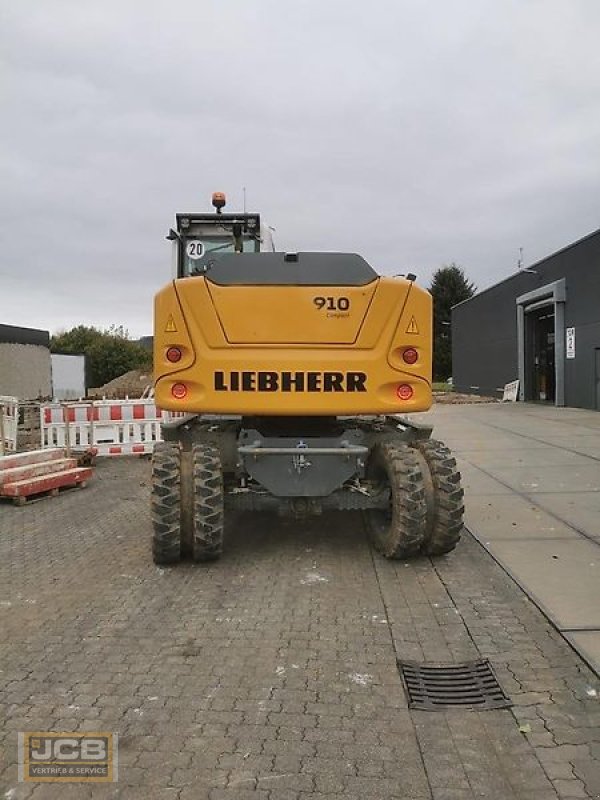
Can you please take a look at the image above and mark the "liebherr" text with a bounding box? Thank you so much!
[214,371,367,392]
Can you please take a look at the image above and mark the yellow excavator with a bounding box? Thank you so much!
[152,193,463,563]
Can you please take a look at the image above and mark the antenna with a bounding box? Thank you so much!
[517,246,537,274]
[243,187,247,214]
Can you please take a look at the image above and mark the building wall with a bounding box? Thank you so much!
[561,236,600,409]
[452,229,600,410]
[0,325,52,400]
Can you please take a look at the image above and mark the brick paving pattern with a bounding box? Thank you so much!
[0,458,598,798]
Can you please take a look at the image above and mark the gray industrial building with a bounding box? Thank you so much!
[452,228,600,410]
[0,324,52,400]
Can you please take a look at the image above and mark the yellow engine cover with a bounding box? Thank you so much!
[154,257,432,416]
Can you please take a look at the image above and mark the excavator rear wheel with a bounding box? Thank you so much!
[192,443,224,562]
[413,439,464,555]
[364,442,427,558]
[151,442,181,564]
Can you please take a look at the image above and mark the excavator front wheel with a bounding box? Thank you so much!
[364,442,427,559]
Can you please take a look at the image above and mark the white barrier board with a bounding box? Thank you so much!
[502,380,520,402]
[0,395,19,454]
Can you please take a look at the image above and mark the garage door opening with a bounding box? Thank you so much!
[525,306,556,402]
[517,279,566,407]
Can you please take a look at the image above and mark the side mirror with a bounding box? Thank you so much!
[166,228,180,241]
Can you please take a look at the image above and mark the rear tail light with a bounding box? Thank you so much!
[171,383,188,399]
[402,347,418,365]
[166,346,182,363]
[396,383,414,401]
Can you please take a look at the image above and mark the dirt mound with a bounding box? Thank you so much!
[433,392,498,404]
[89,369,153,399]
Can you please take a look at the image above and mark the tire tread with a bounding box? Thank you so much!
[366,442,427,559]
[415,439,464,555]
[192,443,224,562]
[151,442,181,564]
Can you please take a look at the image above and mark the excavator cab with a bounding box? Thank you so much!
[167,192,274,279]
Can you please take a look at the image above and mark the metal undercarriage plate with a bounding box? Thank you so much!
[399,659,512,711]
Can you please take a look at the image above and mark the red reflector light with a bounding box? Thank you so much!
[402,347,418,365]
[166,346,182,363]
[171,383,187,399]
[396,384,414,401]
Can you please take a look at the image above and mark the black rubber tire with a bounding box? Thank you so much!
[179,449,194,559]
[413,439,464,555]
[192,443,224,562]
[151,442,181,564]
[365,442,427,559]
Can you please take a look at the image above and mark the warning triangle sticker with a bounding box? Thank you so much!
[405,316,419,335]
[165,314,178,333]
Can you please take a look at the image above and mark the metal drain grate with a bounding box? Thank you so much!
[399,659,512,711]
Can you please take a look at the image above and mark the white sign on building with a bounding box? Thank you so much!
[51,353,86,400]
[566,327,576,359]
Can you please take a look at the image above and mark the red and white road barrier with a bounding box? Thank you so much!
[41,399,165,456]
[0,396,18,455]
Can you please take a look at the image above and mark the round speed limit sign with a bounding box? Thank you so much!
[186,240,205,260]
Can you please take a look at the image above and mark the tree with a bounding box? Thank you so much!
[429,264,476,381]
[51,325,152,388]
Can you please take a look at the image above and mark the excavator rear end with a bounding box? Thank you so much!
[151,195,464,563]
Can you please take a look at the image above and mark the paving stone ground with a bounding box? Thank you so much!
[1,457,599,799]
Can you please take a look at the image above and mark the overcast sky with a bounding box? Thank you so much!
[2,0,599,338]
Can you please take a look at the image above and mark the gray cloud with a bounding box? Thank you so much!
[2,0,599,337]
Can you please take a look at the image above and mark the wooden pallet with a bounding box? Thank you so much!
[0,449,93,505]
